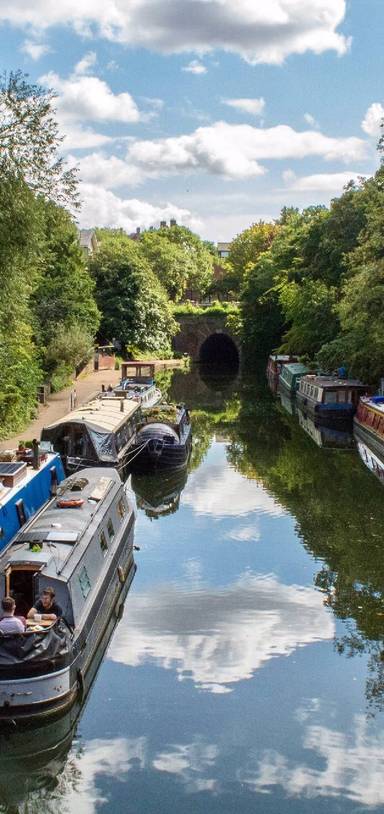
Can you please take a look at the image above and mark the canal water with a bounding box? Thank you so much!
[2,367,384,812]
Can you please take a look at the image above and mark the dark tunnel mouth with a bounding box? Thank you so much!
[198,332,240,371]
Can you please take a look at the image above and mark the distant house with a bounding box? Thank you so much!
[217,242,230,259]
[79,229,98,256]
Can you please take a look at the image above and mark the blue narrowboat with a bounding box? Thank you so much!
[297,375,367,422]
[0,448,65,551]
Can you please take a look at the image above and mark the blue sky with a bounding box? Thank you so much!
[0,0,382,240]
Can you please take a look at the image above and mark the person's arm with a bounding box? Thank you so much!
[41,612,57,621]
[27,606,37,619]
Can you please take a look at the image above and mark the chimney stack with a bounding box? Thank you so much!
[160,220,167,228]
[136,227,141,235]
[170,218,177,227]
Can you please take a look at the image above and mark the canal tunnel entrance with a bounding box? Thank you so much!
[199,332,239,371]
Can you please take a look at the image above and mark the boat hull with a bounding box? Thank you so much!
[296,392,355,422]
[0,520,136,721]
[128,436,192,473]
[354,419,384,461]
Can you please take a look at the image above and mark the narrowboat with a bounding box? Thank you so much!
[41,397,141,474]
[297,408,354,449]
[0,444,65,552]
[279,363,309,396]
[297,375,367,421]
[127,404,192,473]
[103,361,162,410]
[267,354,299,390]
[0,467,136,720]
[354,396,384,460]
[132,467,188,518]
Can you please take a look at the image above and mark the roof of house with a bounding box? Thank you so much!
[79,229,98,251]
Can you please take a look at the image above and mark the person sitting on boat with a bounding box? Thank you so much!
[0,596,25,634]
[27,586,62,622]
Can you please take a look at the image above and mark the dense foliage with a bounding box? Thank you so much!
[232,163,384,382]
[91,229,178,356]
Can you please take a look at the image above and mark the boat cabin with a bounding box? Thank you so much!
[267,354,299,378]
[279,363,309,394]
[0,449,65,552]
[41,398,141,473]
[297,375,367,419]
[0,469,133,629]
[120,361,156,381]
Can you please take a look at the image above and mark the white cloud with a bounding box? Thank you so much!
[127,121,367,181]
[223,97,265,117]
[0,1,350,65]
[108,573,334,692]
[21,39,51,60]
[78,183,201,232]
[283,169,366,192]
[241,715,384,808]
[361,102,384,137]
[74,50,97,75]
[303,112,319,129]
[74,152,145,188]
[41,71,141,124]
[59,123,113,151]
[182,60,207,75]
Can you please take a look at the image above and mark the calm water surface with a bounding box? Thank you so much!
[2,368,384,812]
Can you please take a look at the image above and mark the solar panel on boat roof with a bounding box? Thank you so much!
[0,463,25,475]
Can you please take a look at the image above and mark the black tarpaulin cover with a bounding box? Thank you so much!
[0,622,71,675]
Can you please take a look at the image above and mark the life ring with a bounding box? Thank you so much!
[57,498,85,509]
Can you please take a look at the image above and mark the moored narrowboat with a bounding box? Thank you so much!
[104,361,161,410]
[41,397,141,474]
[0,467,136,720]
[297,375,367,422]
[354,396,384,460]
[127,404,192,473]
[267,354,299,381]
[279,363,309,395]
[0,445,65,552]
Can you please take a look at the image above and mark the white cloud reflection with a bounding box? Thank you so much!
[182,464,285,518]
[240,715,384,807]
[108,574,334,692]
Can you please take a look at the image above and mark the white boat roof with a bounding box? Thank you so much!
[44,397,139,434]
[0,453,60,508]
[301,375,366,389]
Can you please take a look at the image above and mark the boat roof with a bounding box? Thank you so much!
[2,468,122,581]
[269,354,298,362]
[360,396,384,414]
[0,453,61,507]
[301,375,366,389]
[282,363,308,374]
[43,397,139,434]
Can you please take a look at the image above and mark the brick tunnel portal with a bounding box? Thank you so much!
[199,332,240,370]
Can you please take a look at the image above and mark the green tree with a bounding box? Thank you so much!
[91,230,178,354]
[33,201,100,351]
[0,173,42,436]
[140,231,192,301]
[0,71,77,205]
[227,221,279,292]
[155,224,214,298]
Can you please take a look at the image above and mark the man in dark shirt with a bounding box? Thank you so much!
[27,587,62,622]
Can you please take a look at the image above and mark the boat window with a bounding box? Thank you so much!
[79,566,91,599]
[100,530,108,554]
[118,498,126,519]
[324,391,336,404]
[107,518,115,539]
[15,499,27,527]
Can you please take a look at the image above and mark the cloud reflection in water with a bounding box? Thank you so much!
[109,574,334,692]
